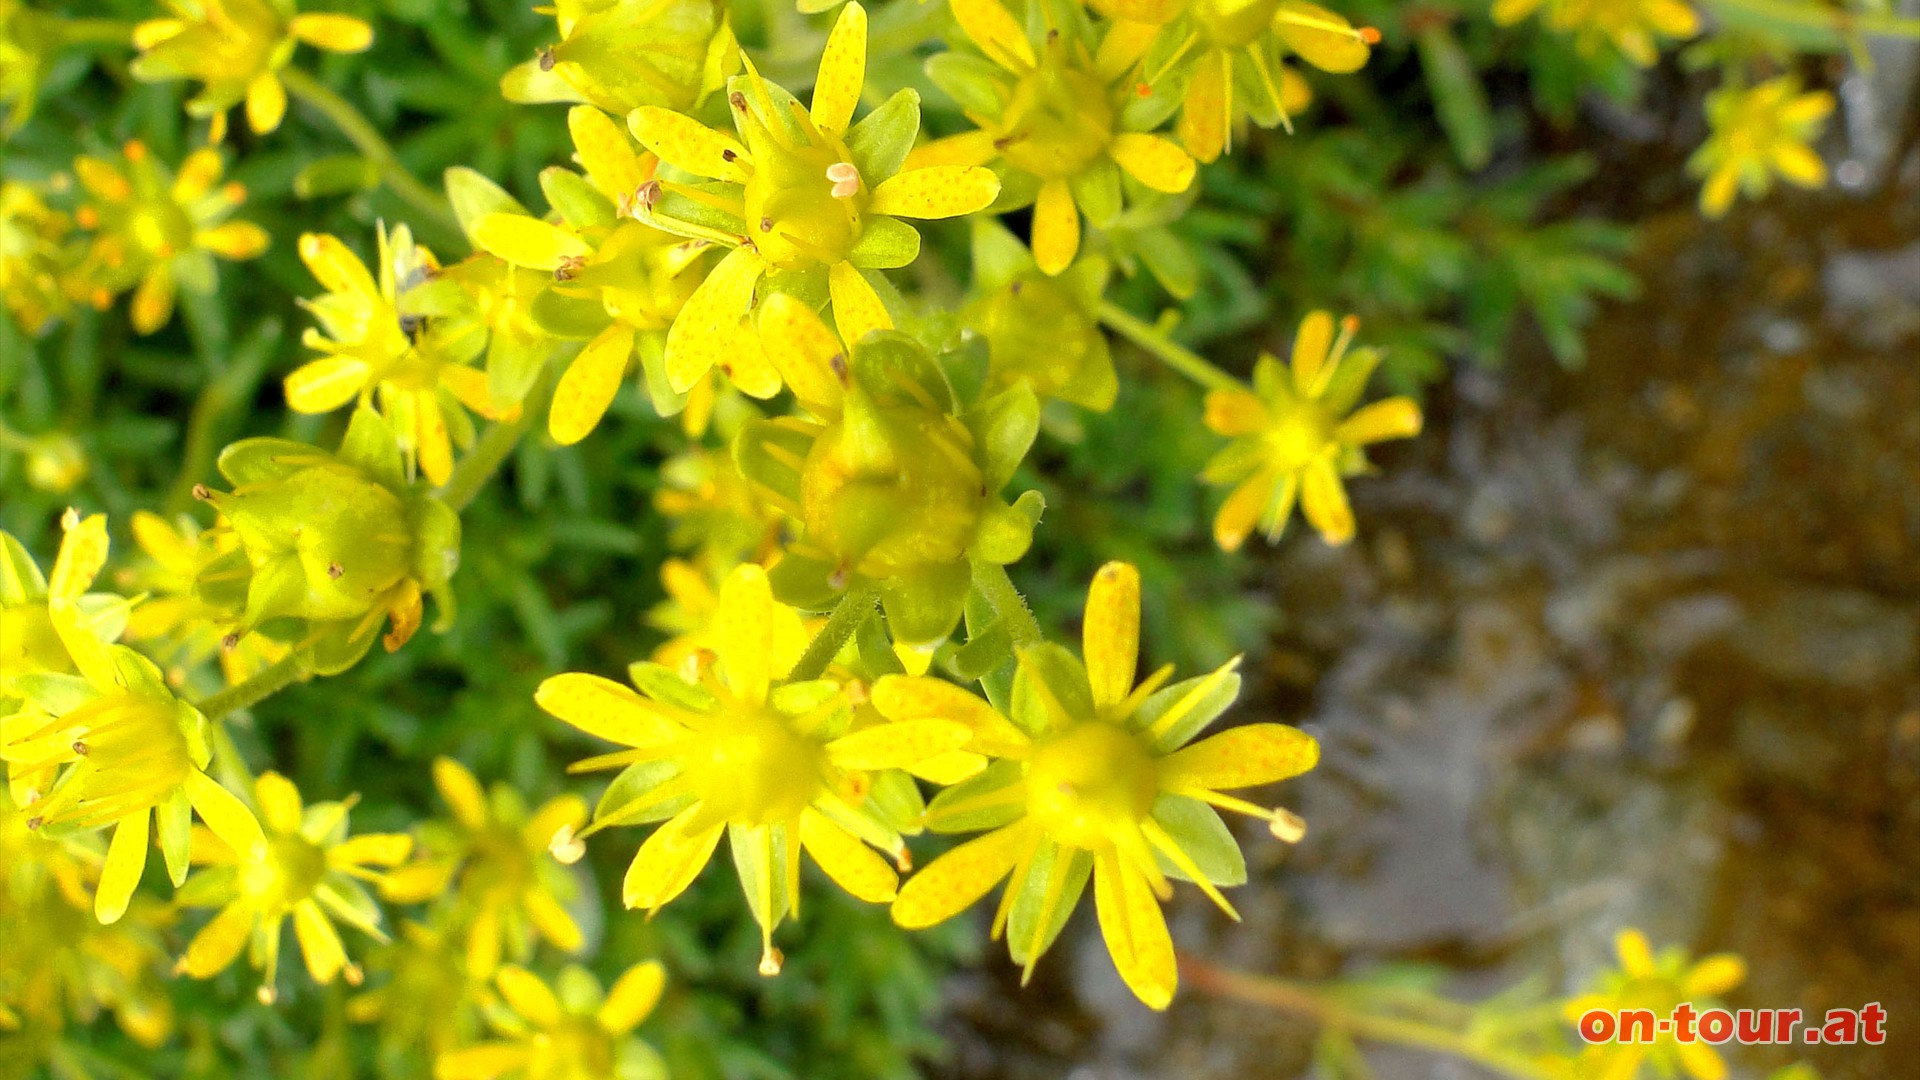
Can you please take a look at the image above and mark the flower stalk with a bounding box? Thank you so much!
[277,66,457,235]
[1098,302,1244,394]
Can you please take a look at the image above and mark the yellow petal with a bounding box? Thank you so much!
[903,130,999,170]
[549,324,634,445]
[289,13,374,53]
[131,268,176,335]
[432,757,490,828]
[628,107,751,183]
[523,886,583,951]
[197,221,270,260]
[1770,142,1827,188]
[285,356,370,413]
[50,512,109,601]
[435,1044,529,1080]
[176,901,253,978]
[1083,562,1140,710]
[1162,723,1319,792]
[300,233,377,297]
[246,74,287,135]
[1290,310,1334,395]
[1275,1,1371,74]
[867,166,1000,219]
[1177,52,1230,164]
[526,793,590,852]
[1334,397,1421,445]
[568,105,644,204]
[96,811,149,924]
[1700,165,1738,218]
[1092,852,1176,1009]
[473,213,592,271]
[665,247,763,393]
[715,564,775,703]
[535,671,683,747]
[186,770,266,860]
[130,511,194,572]
[1204,389,1269,436]
[623,806,725,911]
[799,809,897,903]
[495,965,562,1026]
[1684,953,1746,996]
[870,675,1030,754]
[892,821,1033,929]
[828,261,892,346]
[132,19,184,50]
[294,900,349,983]
[254,771,305,834]
[1298,457,1354,545]
[811,2,867,136]
[415,390,453,486]
[950,0,1036,70]
[1031,177,1079,277]
[332,833,414,867]
[1109,133,1195,194]
[827,718,974,771]
[1615,928,1655,976]
[1674,1040,1727,1080]
[756,292,846,415]
[598,961,667,1034]
[1213,475,1269,552]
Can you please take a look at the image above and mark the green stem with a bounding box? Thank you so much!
[194,651,312,723]
[437,365,555,512]
[971,561,1045,647]
[278,66,457,235]
[55,18,137,47]
[1708,0,1920,39]
[788,581,881,682]
[1180,958,1561,1080]
[1098,302,1244,394]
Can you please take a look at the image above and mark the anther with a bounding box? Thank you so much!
[721,148,737,162]
[1359,26,1382,44]
[191,483,211,501]
[222,632,240,650]
[327,562,345,580]
[26,817,43,831]
[759,945,784,976]
[730,91,748,110]
[1269,807,1307,843]
[62,506,80,530]
[71,741,89,757]
[826,161,861,199]
[829,353,848,383]
[635,179,662,214]
[257,984,278,1005]
[760,216,774,232]
[893,847,913,873]
[537,46,556,71]
[549,824,587,864]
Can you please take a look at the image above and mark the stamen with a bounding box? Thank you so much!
[826,162,861,199]
[1269,807,1307,843]
[759,945,784,976]
[549,824,587,865]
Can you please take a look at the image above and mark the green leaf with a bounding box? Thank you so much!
[293,154,381,199]
[1150,794,1246,885]
[1417,26,1494,171]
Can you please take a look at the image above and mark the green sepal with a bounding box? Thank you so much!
[1006,840,1092,968]
[171,863,236,908]
[626,661,717,713]
[849,332,953,412]
[949,615,1014,682]
[192,548,252,615]
[732,418,816,513]
[969,216,1032,292]
[878,562,969,646]
[340,406,406,492]
[968,384,1039,489]
[531,286,613,339]
[922,757,1025,833]
[1319,346,1386,417]
[1149,793,1247,886]
[499,58,588,106]
[1011,643,1093,736]
[1134,668,1242,752]
[309,620,379,677]
[972,494,1041,565]
[646,183,749,243]
[847,216,921,269]
[11,672,97,715]
[963,580,1016,713]
[846,87,922,182]
[408,497,462,594]
[1128,223,1199,301]
[765,551,842,612]
[216,438,326,487]
[316,873,386,937]
[923,53,1005,122]
[158,786,193,887]
[864,768,927,836]
[541,167,617,231]
[1070,160,1123,229]
[596,759,688,827]
[242,555,309,631]
[0,530,47,603]
[635,330,689,418]
[728,822,794,933]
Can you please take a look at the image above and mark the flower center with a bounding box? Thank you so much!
[1025,721,1160,850]
[687,708,826,827]
[799,401,987,577]
[242,833,327,912]
[740,117,865,271]
[997,63,1116,180]
[527,1016,615,1080]
[1264,402,1334,471]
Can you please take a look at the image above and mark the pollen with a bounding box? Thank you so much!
[826,162,862,199]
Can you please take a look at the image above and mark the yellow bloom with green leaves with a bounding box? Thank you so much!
[285,226,510,486]
[501,0,736,117]
[2,513,128,702]
[116,511,288,688]
[536,563,969,974]
[131,0,373,140]
[1563,929,1746,1080]
[435,962,667,1080]
[1491,0,1697,67]
[1102,0,1369,163]
[67,141,268,335]
[0,180,72,334]
[2,636,262,928]
[919,0,1197,275]
[880,562,1318,1008]
[175,771,412,1001]
[381,758,589,977]
[346,919,489,1063]
[457,106,716,444]
[1202,310,1421,550]
[734,297,1043,646]
[1688,77,1833,219]
[965,217,1118,410]
[628,1,1000,395]
[654,445,783,565]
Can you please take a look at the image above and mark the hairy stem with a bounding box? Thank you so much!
[788,581,882,682]
[971,561,1045,647]
[278,66,457,234]
[1098,302,1244,394]
[195,651,313,722]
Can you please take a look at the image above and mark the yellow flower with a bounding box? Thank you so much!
[918,0,1196,274]
[435,961,667,1080]
[285,226,510,485]
[67,141,269,335]
[1201,310,1421,549]
[174,771,411,1001]
[131,0,373,140]
[501,0,735,117]
[1563,929,1747,1080]
[535,563,967,974]
[880,562,1318,1008]
[0,179,72,334]
[1688,77,1834,219]
[346,919,489,1063]
[381,758,588,977]
[115,510,288,688]
[1,511,127,710]
[653,445,783,565]
[628,2,1000,395]
[1491,0,1697,67]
